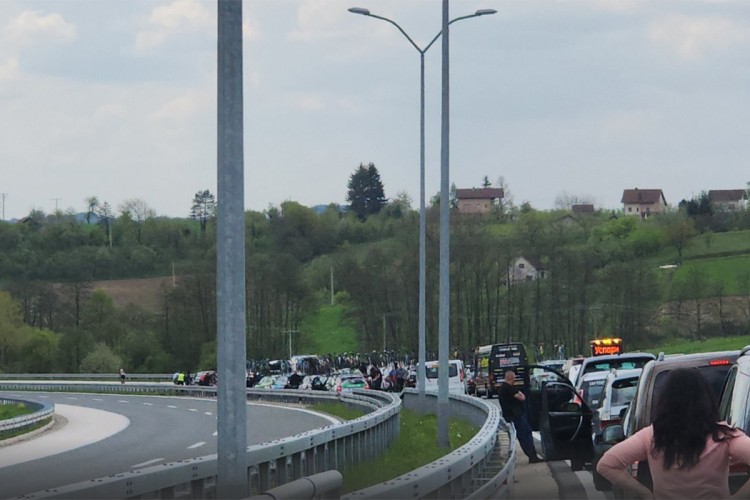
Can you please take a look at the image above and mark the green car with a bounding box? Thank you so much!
[336,375,369,393]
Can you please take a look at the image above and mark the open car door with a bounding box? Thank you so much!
[539,379,594,464]
[526,364,571,431]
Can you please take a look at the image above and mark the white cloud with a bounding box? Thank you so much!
[3,10,76,46]
[135,0,214,52]
[0,57,20,82]
[151,88,211,122]
[288,0,350,42]
[649,15,749,60]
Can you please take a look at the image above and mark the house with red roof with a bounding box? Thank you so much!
[621,188,667,219]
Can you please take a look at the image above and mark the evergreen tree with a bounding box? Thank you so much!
[347,163,386,221]
[190,189,216,240]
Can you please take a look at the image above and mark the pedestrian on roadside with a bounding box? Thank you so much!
[598,368,750,499]
[119,368,126,384]
[498,369,542,464]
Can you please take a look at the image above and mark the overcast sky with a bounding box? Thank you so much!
[1,0,749,221]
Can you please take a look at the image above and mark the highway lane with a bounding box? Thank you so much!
[0,391,336,498]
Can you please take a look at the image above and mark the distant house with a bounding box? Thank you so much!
[621,188,667,219]
[708,190,748,212]
[571,204,595,215]
[509,256,548,284]
[455,188,503,214]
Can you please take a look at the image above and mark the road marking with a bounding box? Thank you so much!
[92,398,103,401]
[38,395,48,398]
[213,431,218,436]
[188,408,198,412]
[131,458,164,469]
[188,442,206,449]
[118,400,129,403]
[247,402,340,425]
[204,411,213,415]
[142,402,153,406]
[66,397,77,400]
[167,405,177,409]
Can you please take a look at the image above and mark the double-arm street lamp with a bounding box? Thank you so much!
[348,6,496,400]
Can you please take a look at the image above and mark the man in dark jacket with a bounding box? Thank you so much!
[498,369,542,463]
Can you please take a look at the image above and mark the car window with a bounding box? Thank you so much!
[652,365,732,420]
[582,357,652,376]
[611,378,639,406]
[581,378,606,407]
[425,364,458,379]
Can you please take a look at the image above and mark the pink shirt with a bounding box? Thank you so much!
[597,425,750,499]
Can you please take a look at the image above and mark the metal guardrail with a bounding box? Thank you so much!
[0,382,400,499]
[340,389,515,499]
[0,396,55,435]
[0,373,173,380]
[250,470,343,500]
[0,382,516,499]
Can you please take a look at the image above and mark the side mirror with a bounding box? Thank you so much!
[603,424,625,445]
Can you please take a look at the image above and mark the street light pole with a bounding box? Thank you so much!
[348,6,496,404]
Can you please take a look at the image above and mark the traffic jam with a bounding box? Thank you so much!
[470,338,750,496]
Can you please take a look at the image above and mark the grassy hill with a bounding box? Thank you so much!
[298,304,359,355]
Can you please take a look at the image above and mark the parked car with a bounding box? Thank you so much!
[604,350,740,494]
[195,370,217,386]
[335,374,368,393]
[255,376,276,390]
[571,352,655,388]
[591,368,642,491]
[718,346,750,493]
[577,371,609,409]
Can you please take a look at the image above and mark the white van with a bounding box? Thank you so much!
[420,360,467,395]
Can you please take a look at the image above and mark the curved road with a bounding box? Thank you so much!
[0,391,336,498]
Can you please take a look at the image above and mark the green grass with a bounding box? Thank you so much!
[656,229,750,265]
[643,335,750,355]
[668,255,750,295]
[0,403,32,420]
[341,409,478,493]
[299,304,358,354]
[309,402,365,421]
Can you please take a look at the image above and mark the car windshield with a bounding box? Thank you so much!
[425,365,459,379]
[652,364,733,420]
[581,378,606,407]
[611,377,639,406]
[582,357,652,376]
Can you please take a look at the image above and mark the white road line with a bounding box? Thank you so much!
[213,431,218,436]
[66,397,77,400]
[131,458,164,469]
[118,400,129,403]
[142,402,153,406]
[92,398,103,401]
[167,405,177,409]
[188,409,198,412]
[37,395,48,398]
[188,442,206,449]
[246,402,340,425]
[204,411,213,415]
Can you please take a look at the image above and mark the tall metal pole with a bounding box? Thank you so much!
[417,51,427,401]
[1,193,6,221]
[216,0,247,497]
[437,0,451,448]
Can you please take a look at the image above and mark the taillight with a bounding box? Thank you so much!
[710,359,730,366]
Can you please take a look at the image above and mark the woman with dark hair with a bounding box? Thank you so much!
[597,368,750,499]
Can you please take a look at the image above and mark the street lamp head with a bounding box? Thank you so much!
[348,7,371,16]
[475,9,498,16]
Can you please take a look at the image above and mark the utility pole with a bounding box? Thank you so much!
[284,330,300,359]
[52,198,61,212]
[330,264,334,305]
[0,193,6,221]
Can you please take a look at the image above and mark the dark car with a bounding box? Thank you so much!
[603,350,740,494]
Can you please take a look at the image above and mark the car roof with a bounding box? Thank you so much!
[608,367,642,379]
[580,370,610,381]
[581,352,655,364]
[648,350,739,371]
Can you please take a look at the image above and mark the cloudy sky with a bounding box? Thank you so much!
[1,0,749,221]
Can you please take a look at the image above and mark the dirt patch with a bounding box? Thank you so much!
[92,276,175,313]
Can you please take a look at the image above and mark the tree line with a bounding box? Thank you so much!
[2,174,750,373]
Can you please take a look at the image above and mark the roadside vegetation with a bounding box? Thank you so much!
[1,178,750,374]
[0,402,32,420]
[341,409,478,493]
[309,401,365,421]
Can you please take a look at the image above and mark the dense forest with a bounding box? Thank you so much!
[2,186,750,374]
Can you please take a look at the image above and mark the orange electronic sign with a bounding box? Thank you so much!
[590,338,623,356]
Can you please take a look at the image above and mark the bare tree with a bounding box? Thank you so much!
[85,196,100,224]
[118,198,156,244]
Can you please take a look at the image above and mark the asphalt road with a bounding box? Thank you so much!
[0,391,335,498]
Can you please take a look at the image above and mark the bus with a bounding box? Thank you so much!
[473,345,492,397]
[489,342,531,395]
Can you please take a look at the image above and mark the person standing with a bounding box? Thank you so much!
[598,368,750,499]
[119,368,126,384]
[498,369,542,464]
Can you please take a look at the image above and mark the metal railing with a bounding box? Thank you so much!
[0,396,55,435]
[1,383,400,499]
[342,389,516,499]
